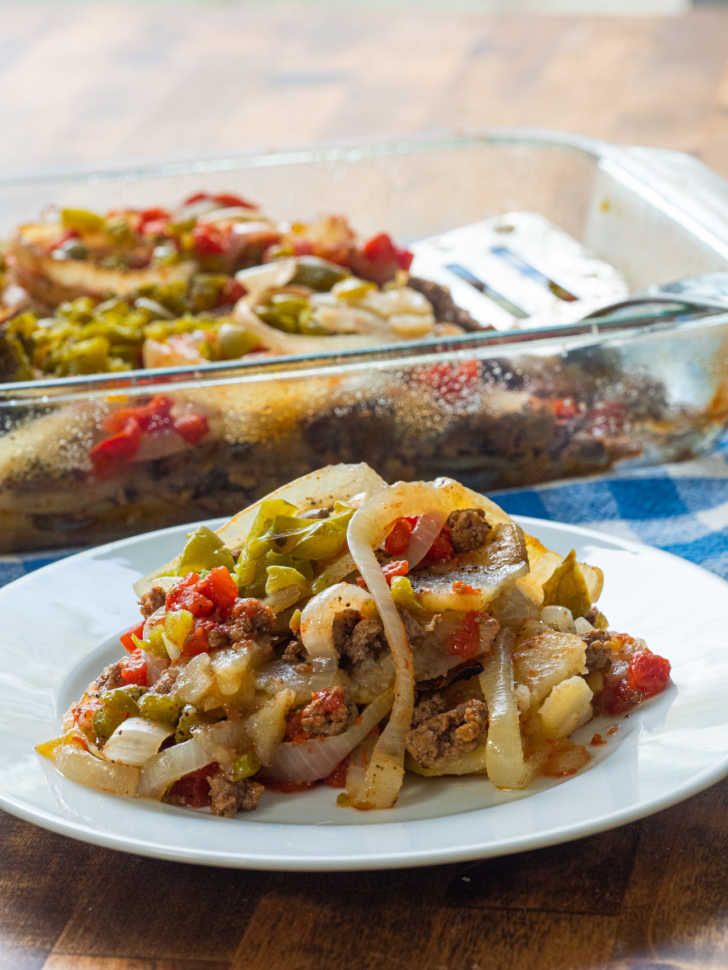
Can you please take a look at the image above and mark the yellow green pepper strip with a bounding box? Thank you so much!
[60,207,106,233]
[230,751,261,781]
[178,526,235,574]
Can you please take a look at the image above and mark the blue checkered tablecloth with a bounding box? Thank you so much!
[1,436,727,588]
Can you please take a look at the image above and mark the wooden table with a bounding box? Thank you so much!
[1,4,727,969]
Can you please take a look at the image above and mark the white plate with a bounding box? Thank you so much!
[0,516,726,871]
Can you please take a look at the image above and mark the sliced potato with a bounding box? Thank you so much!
[409,521,528,611]
[245,689,295,766]
[538,675,593,739]
[512,626,587,711]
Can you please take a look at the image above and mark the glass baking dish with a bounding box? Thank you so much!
[1,129,727,553]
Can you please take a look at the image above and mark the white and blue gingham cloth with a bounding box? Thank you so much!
[1,435,727,588]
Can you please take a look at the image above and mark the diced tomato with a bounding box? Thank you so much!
[165,573,215,618]
[382,560,409,585]
[597,677,637,715]
[628,651,671,699]
[119,652,148,686]
[90,416,142,477]
[192,222,231,255]
[103,394,173,435]
[182,622,211,657]
[447,611,481,659]
[324,756,350,788]
[552,398,578,421]
[361,232,413,271]
[183,191,256,210]
[219,277,246,305]
[284,710,310,744]
[419,360,480,401]
[384,515,418,556]
[120,620,145,653]
[422,527,454,565]
[452,580,477,596]
[138,206,170,228]
[173,412,209,445]
[196,566,238,612]
[168,763,216,807]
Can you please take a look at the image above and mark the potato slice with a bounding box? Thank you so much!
[538,675,593,739]
[409,521,528,612]
[512,626,587,710]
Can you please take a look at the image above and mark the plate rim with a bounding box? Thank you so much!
[1,514,726,871]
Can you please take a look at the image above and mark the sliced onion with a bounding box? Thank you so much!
[54,745,140,796]
[479,628,529,789]
[345,482,451,809]
[265,689,393,784]
[404,510,447,568]
[235,259,297,305]
[344,730,378,802]
[103,717,173,767]
[300,582,373,663]
[138,736,210,799]
[234,302,382,355]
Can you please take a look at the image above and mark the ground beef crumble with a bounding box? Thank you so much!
[139,586,165,618]
[446,508,491,554]
[151,665,180,694]
[208,774,265,817]
[299,686,356,737]
[332,610,388,667]
[406,699,488,769]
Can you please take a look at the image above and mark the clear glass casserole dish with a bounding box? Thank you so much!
[1,129,727,552]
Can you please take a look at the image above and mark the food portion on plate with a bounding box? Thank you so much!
[38,464,672,817]
[0,192,476,380]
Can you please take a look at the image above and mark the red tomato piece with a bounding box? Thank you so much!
[382,560,409,585]
[196,566,238,612]
[119,652,148,686]
[219,277,246,305]
[90,417,142,477]
[173,412,209,445]
[104,394,173,435]
[138,206,170,227]
[628,651,671,698]
[422,527,454,565]
[284,710,310,744]
[168,763,217,807]
[552,398,578,421]
[183,191,256,210]
[419,360,480,400]
[447,611,481,659]
[165,573,215,618]
[182,622,211,657]
[451,580,477,596]
[120,620,145,653]
[384,516,418,557]
[192,223,230,256]
[324,756,350,788]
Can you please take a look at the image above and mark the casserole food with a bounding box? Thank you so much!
[1,130,727,553]
[38,464,671,815]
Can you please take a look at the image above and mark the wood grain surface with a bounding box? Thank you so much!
[1,3,727,969]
